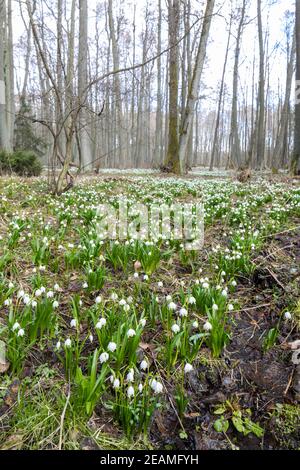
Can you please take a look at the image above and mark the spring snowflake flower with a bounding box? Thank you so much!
[12,322,20,331]
[8,282,14,289]
[123,304,130,312]
[133,272,139,279]
[202,282,209,289]
[119,299,127,306]
[228,304,234,312]
[158,281,163,288]
[47,291,54,299]
[96,318,107,329]
[284,311,292,321]
[127,386,135,398]
[111,293,118,301]
[184,363,194,374]
[138,384,143,393]
[188,296,196,304]
[82,282,88,289]
[166,295,172,302]
[89,335,94,343]
[100,352,109,364]
[64,338,72,348]
[153,381,163,394]
[127,329,136,338]
[171,324,180,334]
[140,318,147,328]
[140,360,149,371]
[54,283,60,291]
[127,369,135,382]
[203,321,213,332]
[212,304,219,312]
[53,301,59,309]
[18,328,25,337]
[70,319,77,328]
[231,280,237,287]
[108,342,117,352]
[4,298,12,307]
[31,300,37,308]
[56,341,61,350]
[23,295,31,305]
[179,308,188,317]
[113,379,120,389]
[221,290,228,297]
[143,275,149,281]
[95,296,102,304]
[192,321,199,329]
[168,302,177,311]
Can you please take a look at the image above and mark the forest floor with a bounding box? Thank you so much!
[0,173,300,450]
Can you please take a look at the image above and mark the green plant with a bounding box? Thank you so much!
[214,401,264,439]
[74,349,109,417]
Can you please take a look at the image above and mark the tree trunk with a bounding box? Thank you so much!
[292,0,300,174]
[178,0,215,173]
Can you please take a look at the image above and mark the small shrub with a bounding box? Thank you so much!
[11,150,42,177]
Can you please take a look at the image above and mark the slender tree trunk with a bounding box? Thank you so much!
[164,0,180,173]
[178,0,215,173]
[292,0,300,174]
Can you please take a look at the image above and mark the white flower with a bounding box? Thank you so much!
[153,381,163,394]
[168,302,177,311]
[158,281,163,288]
[192,321,199,329]
[127,370,135,382]
[23,295,30,305]
[111,293,118,301]
[123,304,130,312]
[82,282,88,289]
[221,290,228,297]
[203,321,213,332]
[119,299,127,306]
[70,319,77,328]
[212,304,219,312]
[4,299,12,306]
[127,386,135,398]
[184,363,194,374]
[54,283,60,291]
[150,379,157,391]
[127,329,136,338]
[89,335,94,343]
[18,328,25,337]
[140,360,148,371]
[113,379,120,389]
[100,352,109,364]
[12,322,20,331]
[284,311,292,321]
[47,291,54,298]
[95,296,102,304]
[166,295,172,302]
[17,290,25,298]
[133,272,139,279]
[108,342,117,352]
[188,296,196,304]
[53,301,59,309]
[96,318,106,329]
[231,280,237,287]
[171,324,180,334]
[56,341,61,349]
[64,338,72,347]
[228,304,234,312]
[40,286,46,293]
[202,282,209,289]
[138,383,143,393]
[179,307,188,317]
[8,282,14,289]
[140,318,146,328]
[31,300,37,308]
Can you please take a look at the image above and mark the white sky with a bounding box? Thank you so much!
[11,0,295,105]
